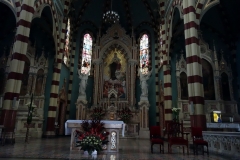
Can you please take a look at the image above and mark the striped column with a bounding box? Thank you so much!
[183,0,205,128]
[162,19,173,127]
[45,0,70,137]
[158,0,165,132]
[195,0,205,24]
[0,0,35,135]
[15,0,21,19]
[67,37,76,120]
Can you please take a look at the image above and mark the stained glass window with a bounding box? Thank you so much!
[140,34,149,74]
[64,19,70,66]
[81,33,92,75]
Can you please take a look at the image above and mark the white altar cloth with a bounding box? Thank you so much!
[65,120,125,137]
[207,123,240,131]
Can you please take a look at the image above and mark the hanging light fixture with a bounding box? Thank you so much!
[103,0,119,24]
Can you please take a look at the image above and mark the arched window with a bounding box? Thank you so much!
[80,33,93,75]
[139,34,149,74]
[64,19,70,66]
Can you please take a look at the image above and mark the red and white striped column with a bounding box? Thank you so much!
[0,0,35,135]
[45,0,70,137]
[158,0,165,132]
[162,19,173,127]
[183,0,206,128]
[14,0,21,19]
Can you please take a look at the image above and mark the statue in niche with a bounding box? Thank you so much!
[78,69,89,96]
[139,68,152,97]
[109,53,121,80]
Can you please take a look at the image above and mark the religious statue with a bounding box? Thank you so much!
[109,53,121,80]
[78,69,89,96]
[139,69,152,97]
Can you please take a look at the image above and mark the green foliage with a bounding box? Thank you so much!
[90,107,106,120]
[117,107,133,124]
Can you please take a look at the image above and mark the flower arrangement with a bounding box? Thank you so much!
[172,107,181,122]
[90,107,106,120]
[75,120,109,155]
[117,107,133,124]
[171,107,181,113]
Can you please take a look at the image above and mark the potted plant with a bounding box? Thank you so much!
[75,120,109,155]
[117,107,133,124]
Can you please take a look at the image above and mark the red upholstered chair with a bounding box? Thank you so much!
[191,127,209,155]
[150,126,164,153]
[166,121,189,155]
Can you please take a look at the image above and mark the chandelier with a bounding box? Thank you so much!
[103,0,119,24]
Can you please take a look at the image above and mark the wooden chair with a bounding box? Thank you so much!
[191,127,209,155]
[166,121,189,155]
[150,126,164,153]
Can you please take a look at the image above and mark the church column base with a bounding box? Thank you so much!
[139,129,149,139]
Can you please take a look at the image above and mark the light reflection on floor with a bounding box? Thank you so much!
[0,136,237,160]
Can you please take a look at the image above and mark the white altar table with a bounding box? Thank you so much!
[65,120,125,152]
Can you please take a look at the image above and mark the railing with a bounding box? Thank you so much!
[203,131,240,156]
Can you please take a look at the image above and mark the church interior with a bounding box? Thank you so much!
[0,0,240,159]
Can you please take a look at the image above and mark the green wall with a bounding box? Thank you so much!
[43,55,54,132]
[171,53,178,107]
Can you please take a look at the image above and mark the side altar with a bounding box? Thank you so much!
[65,120,125,152]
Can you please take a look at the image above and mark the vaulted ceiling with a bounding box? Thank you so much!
[70,0,160,34]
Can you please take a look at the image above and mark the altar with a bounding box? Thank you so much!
[65,120,125,152]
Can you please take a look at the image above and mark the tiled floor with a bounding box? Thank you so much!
[0,136,238,160]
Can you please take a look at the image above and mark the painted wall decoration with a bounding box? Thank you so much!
[64,19,70,65]
[103,49,126,98]
[80,33,92,75]
[202,59,215,100]
[35,69,44,96]
[139,34,149,75]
